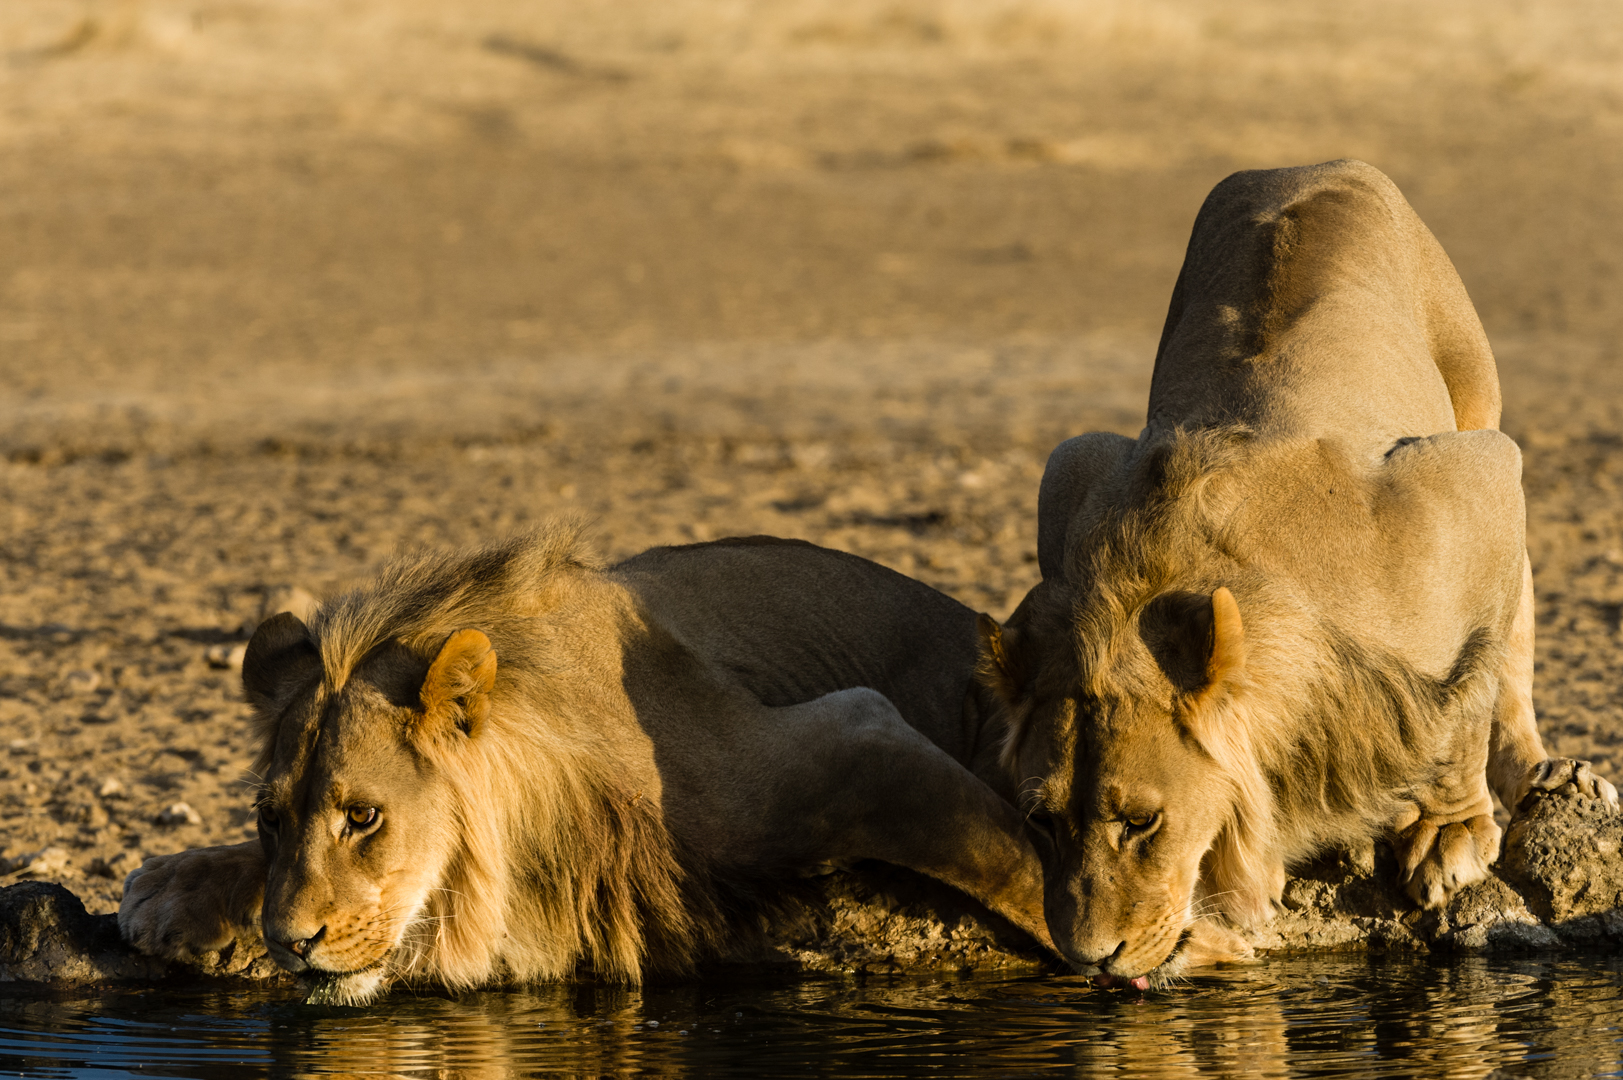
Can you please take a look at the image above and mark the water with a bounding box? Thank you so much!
[2,955,1621,1078]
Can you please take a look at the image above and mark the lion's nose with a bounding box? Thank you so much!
[283,925,327,958]
[1078,938,1128,967]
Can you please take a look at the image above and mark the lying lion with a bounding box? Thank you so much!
[120,528,1052,1002]
[977,159,1618,987]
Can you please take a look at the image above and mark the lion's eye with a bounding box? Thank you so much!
[1123,812,1160,833]
[346,806,379,829]
[258,805,280,830]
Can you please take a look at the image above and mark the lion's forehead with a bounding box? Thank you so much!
[265,685,424,810]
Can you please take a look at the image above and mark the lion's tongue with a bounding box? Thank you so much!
[1092,973,1151,991]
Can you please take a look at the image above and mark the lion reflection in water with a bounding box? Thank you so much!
[120,530,1053,1002]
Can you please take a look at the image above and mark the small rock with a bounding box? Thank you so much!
[1281,878,1323,912]
[60,670,100,696]
[59,801,109,828]
[204,643,248,672]
[0,881,169,983]
[97,778,125,798]
[9,847,70,878]
[155,802,202,827]
[240,585,320,638]
[6,740,35,755]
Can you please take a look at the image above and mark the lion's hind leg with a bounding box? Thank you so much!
[1489,554,1620,815]
[1510,758,1620,813]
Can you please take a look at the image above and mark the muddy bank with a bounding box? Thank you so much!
[4,0,1623,922]
[2,0,1623,1003]
[2,791,1618,992]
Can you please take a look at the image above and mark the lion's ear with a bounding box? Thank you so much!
[1200,586,1246,704]
[1142,587,1245,707]
[242,612,319,709]
[976,613,1025,704]
[420,629,498,738]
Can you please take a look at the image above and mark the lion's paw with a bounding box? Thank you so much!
[1511,758,1620,814]
[1396,813,1500,910]
[119,842,266,966]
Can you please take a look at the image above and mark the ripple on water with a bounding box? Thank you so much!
[1,955,1620,1078]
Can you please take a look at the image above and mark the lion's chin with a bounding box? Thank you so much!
[300,964,390,1006]
[1090,917,1256,991]
[1085,927,1195,991]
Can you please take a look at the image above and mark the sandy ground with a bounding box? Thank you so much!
[1,0,1622,915]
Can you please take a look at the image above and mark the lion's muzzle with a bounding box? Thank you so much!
[284,924,325,960]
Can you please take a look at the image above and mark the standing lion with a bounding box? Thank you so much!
[977,159,1618,987]
[120,528,1053,1003]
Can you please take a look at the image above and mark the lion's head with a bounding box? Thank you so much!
[244,615,496,1004]
[239,526,694,1005]
[979,577,1260,984]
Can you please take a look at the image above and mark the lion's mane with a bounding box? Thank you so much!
[250,522,718,990]
[1020,428,1503,924]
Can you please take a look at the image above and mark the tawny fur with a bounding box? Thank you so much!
[980,159,1617,981]
[257,523,704,990]
[122,525,1057,999]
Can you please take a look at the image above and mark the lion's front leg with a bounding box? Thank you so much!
[1389,799,1500,910]
[1390,728,1500,910]
[119,841,267,968]
[742,687,1056,955]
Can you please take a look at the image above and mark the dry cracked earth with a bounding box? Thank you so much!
[0,0,1621,935]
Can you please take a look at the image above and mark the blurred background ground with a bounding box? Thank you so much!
[1,0,1621,912]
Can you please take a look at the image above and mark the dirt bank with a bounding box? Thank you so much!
[1,0,1621,938]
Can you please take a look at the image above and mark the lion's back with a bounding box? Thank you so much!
[1148,158,1497,441]
[612,537,981,759]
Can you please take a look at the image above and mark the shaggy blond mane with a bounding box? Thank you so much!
[1052,428,1503,924]
[250,523,716,991]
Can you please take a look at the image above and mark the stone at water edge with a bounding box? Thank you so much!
[1501,792,1623,924]
[0,881,287,985]
[0,882,166,983]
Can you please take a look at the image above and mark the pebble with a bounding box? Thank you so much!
[155,802,202,826]
[61,670,100,695]
[8,847,70,878]
[204,643,248,672]
[98,777,125,798]
[240,585,320,637]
